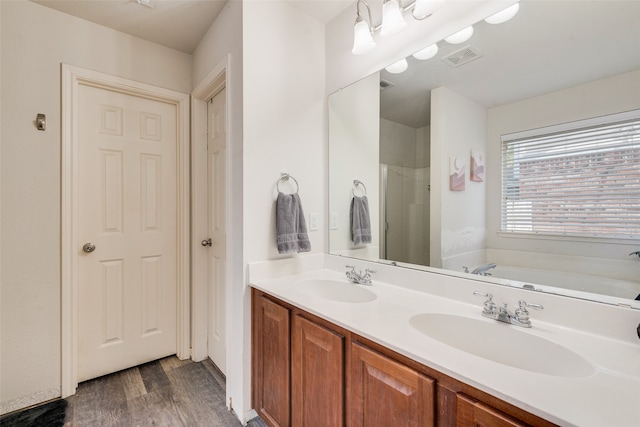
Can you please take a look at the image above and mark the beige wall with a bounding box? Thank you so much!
[0,0,191,413]
[329,72,380,258]
[380,118,417,167]
[242,1,326,263]
[430,87,487,268]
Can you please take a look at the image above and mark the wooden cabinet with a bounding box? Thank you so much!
[252,292,345,427]
[350,342,435,427]
[252,289,554,427]
[457,394,529,427]
[252,294,291,427]
[291,315,344,426]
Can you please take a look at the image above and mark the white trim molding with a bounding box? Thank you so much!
[190,55,229,362]
[61,64,191,397]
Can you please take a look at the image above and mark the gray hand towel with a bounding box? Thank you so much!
[276,192,311,254]
[350,195,372,246]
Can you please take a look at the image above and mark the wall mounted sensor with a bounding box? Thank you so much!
[36,113,46,131]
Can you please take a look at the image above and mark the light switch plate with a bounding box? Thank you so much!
[330,212,338,230]
[309,212,319,231]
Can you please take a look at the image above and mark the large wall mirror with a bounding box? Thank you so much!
[329,0,640,307]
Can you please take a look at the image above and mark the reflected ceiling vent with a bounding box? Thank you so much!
[442,45,482,68]
[380,79,395,91]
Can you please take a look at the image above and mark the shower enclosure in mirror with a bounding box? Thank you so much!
[328,0,640,307]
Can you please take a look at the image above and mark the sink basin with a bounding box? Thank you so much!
[409,313,594,378]
[296,279,377,303]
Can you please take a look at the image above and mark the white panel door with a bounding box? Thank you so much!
[206,89,227,374]
[77,84,178,382]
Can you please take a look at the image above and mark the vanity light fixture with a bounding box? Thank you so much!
[413,0,446,20]
[352,0,376,55]
[385,58,409,74]
[412,43,439,60]
[484,2,520,24]
[444,25,474,44]
[137,0,155,8]
[352,0,447,55]
[381,0,408,36]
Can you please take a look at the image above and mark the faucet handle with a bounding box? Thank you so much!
[473,291,493,299]
[514,300,543,324]
[360,269,375,285]
[518,300,543,311]
[473,291,496,315]
[345,265,356,282]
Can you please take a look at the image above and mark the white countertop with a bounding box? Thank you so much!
[250,259,640,427]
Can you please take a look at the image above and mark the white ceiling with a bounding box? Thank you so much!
[286,0,352,24]
[379,0,640,129]
[30,0,352,54]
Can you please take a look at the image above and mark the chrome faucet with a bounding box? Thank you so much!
[471,263,497,276]
[473,292,543,328]
[345,265,376,285]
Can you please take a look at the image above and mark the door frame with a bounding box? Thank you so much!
[61,64,191,397]
[190,55,230,363]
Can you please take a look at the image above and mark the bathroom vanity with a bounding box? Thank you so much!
[250,256,640,427]
[252,289,553,427]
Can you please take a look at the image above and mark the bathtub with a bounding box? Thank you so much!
[486,265,640,301]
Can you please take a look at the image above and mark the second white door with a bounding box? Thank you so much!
[206,89,228,374]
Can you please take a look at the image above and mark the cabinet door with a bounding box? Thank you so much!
[292,315,345,426]
[253,294,290,427]
[350,342,435,427]
[457,394,529,427]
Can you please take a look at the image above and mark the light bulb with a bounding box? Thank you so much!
[412,44,439,60]
[484,3,520,24]
[385,58,408,74]
[413,0,445,20]
[352,18,376,55]
[381,0,407,37]
[444,26,474,44]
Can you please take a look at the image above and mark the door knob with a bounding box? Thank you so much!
[201,238,212,247]
[82,243,96,253]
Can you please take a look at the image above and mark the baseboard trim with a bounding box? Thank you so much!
[0,388,60,416]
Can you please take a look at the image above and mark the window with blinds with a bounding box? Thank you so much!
[501,111,640,239]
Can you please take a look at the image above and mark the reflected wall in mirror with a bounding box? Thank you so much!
[328,0,640,306]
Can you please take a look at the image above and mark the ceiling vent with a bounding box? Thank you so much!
[380,79,395,91]
[442,45,482,68]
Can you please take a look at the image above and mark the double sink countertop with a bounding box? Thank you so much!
[249,256,640,427]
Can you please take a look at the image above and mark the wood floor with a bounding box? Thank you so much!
[64,356,266,426]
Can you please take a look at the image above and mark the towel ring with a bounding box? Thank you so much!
[277,173,299,193]
[353,180,367,197]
